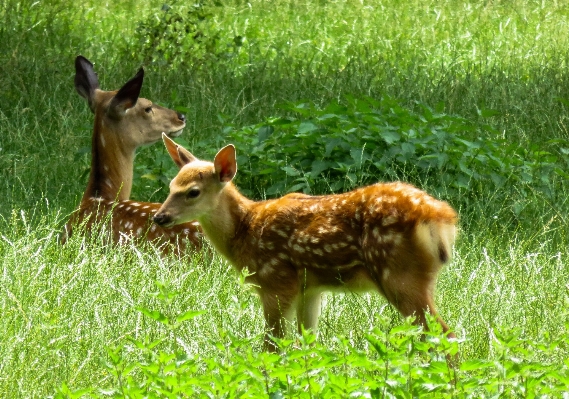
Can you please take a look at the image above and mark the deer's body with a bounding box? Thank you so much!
[62,56,202,252]
[154,137,457,349]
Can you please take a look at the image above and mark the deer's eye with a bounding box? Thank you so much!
[144,106,153,113]
[187,188,200,199]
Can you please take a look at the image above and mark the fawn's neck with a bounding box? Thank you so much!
[82,116,135,203]
[197,183,254,265]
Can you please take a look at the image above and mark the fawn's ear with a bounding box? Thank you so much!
[74,55,100,112]
[214,144,237,183]
[162,133,197,168]
[107,68,144,118]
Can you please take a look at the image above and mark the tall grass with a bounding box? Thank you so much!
[1,0,568,396]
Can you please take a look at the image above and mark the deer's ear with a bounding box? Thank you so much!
[74,55,100,112]
[162,133,197,168]
[107,68,143,118]
[214,144,237,183]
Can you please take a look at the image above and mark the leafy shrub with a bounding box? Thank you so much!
[224,96,568,204]
[131,1,242,70]
[55,284,569,398]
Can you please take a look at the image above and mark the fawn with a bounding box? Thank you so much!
[154,135,457,350]
[62,56,202,253]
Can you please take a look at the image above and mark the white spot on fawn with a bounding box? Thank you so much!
[293,244,305,253]
[382,216,398,226]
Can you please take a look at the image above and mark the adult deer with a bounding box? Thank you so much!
[62,56,202,253]
[154,135,457,350]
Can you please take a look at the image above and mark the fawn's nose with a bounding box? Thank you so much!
[153,213,171,226]
[177,112,186,123]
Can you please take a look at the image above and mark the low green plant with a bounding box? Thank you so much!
[131,1,243,71]
[224,96,568,204]
[54,285,569,398]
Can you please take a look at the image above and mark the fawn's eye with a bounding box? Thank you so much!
[186,188,201,199]
[144,106,153,113]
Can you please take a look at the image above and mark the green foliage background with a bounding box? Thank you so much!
[1,0,569,396]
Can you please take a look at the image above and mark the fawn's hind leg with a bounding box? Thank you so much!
[296,288,322,334]
[379,266,454,338]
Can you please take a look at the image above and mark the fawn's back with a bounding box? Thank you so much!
[234,182,456,291]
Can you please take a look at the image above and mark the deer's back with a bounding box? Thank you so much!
[65,197,202,253]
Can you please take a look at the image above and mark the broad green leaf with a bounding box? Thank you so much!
[136,306,169,325]
[310,160,334,177]
[282,166,300,176]
[380,129,401,144]
[297,121,319,134]
[175,310,205,324]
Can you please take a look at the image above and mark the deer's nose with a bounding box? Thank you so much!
[177,113,186,123]
[153,213,172,226]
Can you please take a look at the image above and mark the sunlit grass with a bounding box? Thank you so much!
[1,0,569,396]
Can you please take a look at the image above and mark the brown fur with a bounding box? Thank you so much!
[154,138,457,349]
[62,56,202,254]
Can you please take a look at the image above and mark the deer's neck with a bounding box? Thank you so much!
[82,117,135,203]
[197,184,254,265]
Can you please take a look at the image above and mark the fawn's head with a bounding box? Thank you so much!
[74,55,186,148]
[153,134,237,227]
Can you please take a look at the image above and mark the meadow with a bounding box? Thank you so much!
[1,0,569,396]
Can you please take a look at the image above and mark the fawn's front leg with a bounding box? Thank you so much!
[260,291,296,352]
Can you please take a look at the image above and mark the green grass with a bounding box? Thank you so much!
[1,0,569,396]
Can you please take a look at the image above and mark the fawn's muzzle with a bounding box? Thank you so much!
[153,213,172,227]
